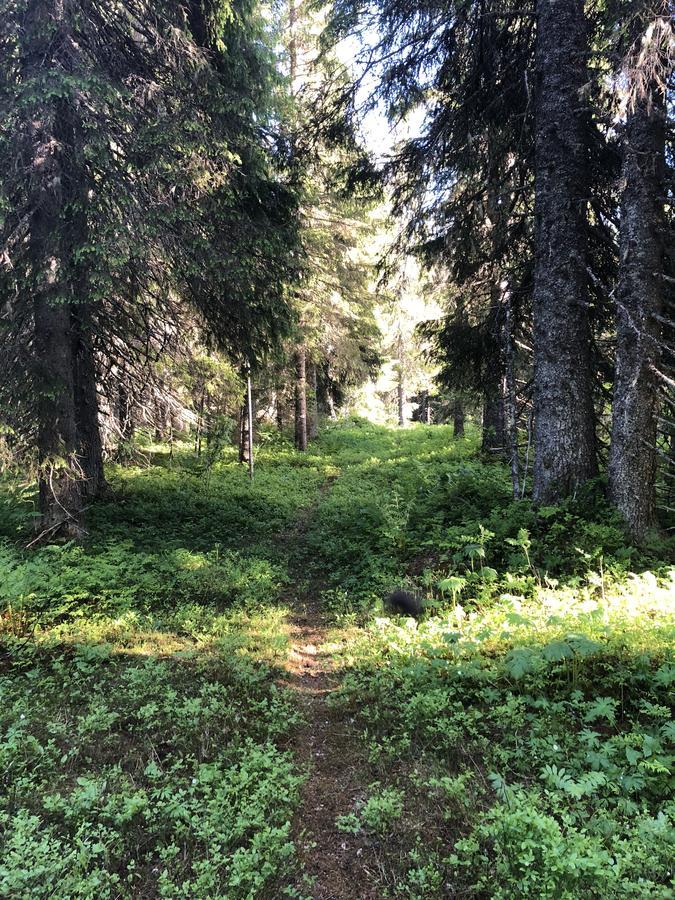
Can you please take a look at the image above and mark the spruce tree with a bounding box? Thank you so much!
[608,6,671,539]
[531,0,598,503]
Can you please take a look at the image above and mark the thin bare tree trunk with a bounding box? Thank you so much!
[453,398,465,438]
[482,297,506,454]
[154,394,169,442]
[308,362,319,440]
[503,291,520,498]
[117,372,132,437]
[397,374,405,427]
[239,399,250,464]
[419,390,432,424]
[294,346,308,451]
[396,332,405,427]
[195,389,206,456]
[521,407,534,499]
[289,0,298,90]
[276,382,284,431]
[246,375,255,479]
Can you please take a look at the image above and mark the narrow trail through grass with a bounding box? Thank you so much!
[285,604,377,899]
[280,473,381,899]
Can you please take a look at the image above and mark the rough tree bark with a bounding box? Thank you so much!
[66,104,104,502]
[453,398,465,438]
[22,0,83,536]
[294,346,308,451]
[608,66,666,540]
[72,303,105,501]
[531,0,598,503]
[308,362,319,440]
[502,289,521,498]
[34,283,82,536]
[482,298,505,453]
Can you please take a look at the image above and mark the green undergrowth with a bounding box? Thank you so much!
[0,438,326,898]
[300,421,672,621]
[302,426,674,898]
[330,574,674,897]
[1,420,673,898]
[0,613,302,898]
[0,438,330,625]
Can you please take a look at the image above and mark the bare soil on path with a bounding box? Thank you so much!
[284,601,384,900]
[279,478,384,899]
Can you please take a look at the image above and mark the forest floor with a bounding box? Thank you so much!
[0,421,674,898]
[284,598,380,899]
[280,474,382,899]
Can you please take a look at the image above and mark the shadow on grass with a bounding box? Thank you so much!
[0,603,302,898]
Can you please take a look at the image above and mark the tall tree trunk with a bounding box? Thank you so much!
[276,382,285,431]
[482,387,504,451]
[117,375,134,448]
[397,371,405,427]
[608,67,666,540]
[153,366,171,443]
[532,0,597,503]
[482,297,506,453]
[453,398,465,438]
[666,423,675,510]
[289,0,298,91]
[154,401,164,442]
[34,288,82,537]
[22,0,83,536]
[294,346,307,451]
[246,375,255,479]
[239,399,250,464]
[195,388,206,456]
[502,290,520,498]
[483,177,507,456]
[72,303,105,501]
[419,390,432,424]
[396,330,406,427]
[66,109,104,502]
[308,362,319,440]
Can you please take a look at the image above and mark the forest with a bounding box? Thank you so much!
[0,0,673,897]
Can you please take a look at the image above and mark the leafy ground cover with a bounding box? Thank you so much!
[1,422,673,897]
[0,439,326,898]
